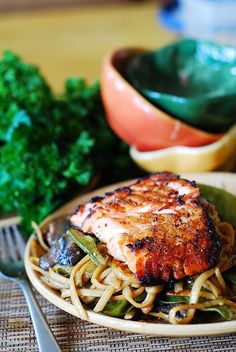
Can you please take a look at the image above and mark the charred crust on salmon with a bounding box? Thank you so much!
[114,186,131,194]
[176,195,185,205]
[104,191,114,197]
[89,196,105,203]
[104,187,131,198]
[127,237,155,252]
[73,204,81,214]
[71,172,222,285]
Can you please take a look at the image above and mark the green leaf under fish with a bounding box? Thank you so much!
[198,183,236,228]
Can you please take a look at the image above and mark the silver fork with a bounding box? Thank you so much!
[0,217,61,352]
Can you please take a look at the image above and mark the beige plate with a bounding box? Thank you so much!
[25,172,236,336]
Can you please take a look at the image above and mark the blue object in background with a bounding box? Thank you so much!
[159,1,182,32]
[158,0,236,46]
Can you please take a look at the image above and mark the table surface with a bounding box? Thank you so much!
[0,2,176,91]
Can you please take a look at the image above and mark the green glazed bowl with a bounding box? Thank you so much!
[126,39,236,133]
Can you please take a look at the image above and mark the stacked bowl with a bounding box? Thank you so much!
[101,39,236,173]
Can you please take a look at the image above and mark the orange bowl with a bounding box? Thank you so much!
[101,48,224,151]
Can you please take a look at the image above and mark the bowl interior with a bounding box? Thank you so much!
[102,47,224,151]
[126,39,236,133]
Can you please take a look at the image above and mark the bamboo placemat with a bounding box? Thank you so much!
[1,278,236,352]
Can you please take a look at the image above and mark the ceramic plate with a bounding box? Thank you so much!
[25,172,236,336]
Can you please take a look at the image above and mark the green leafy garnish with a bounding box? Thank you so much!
[0,51,138,234]
[68,228,105,265]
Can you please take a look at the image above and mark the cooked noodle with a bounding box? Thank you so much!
[28,220,236,324]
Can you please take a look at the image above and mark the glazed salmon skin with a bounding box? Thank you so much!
[70,172,221,285]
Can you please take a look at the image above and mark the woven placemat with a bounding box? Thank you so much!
[0,279,236,352]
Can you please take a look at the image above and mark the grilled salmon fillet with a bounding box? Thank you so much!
[70,172,221,285]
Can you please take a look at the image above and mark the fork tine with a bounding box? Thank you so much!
[12,224,26,260]
[0,228,7,263]
[4,226,18,262]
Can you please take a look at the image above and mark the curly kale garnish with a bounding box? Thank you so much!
[0,51,138,233]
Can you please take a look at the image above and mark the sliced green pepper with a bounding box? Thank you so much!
[84,262,97,277]
[102,300,131,317]
[159,295,189,304]
[56,268,70,278]
[224,271,236,285]
[67,228,105,266]
[158,294,209,305]
[125,292,147,314]
[201,305,234,321]
[102,292,147,317]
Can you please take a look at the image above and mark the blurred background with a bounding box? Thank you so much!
[1,0,235,90]
[0,0,143,11]
[0,0,174,90]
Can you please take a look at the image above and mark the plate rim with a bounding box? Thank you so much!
[25,172,236,336]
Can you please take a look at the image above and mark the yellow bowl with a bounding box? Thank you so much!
[130,125,236,173]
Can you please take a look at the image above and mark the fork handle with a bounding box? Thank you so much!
[19,279,61,352]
